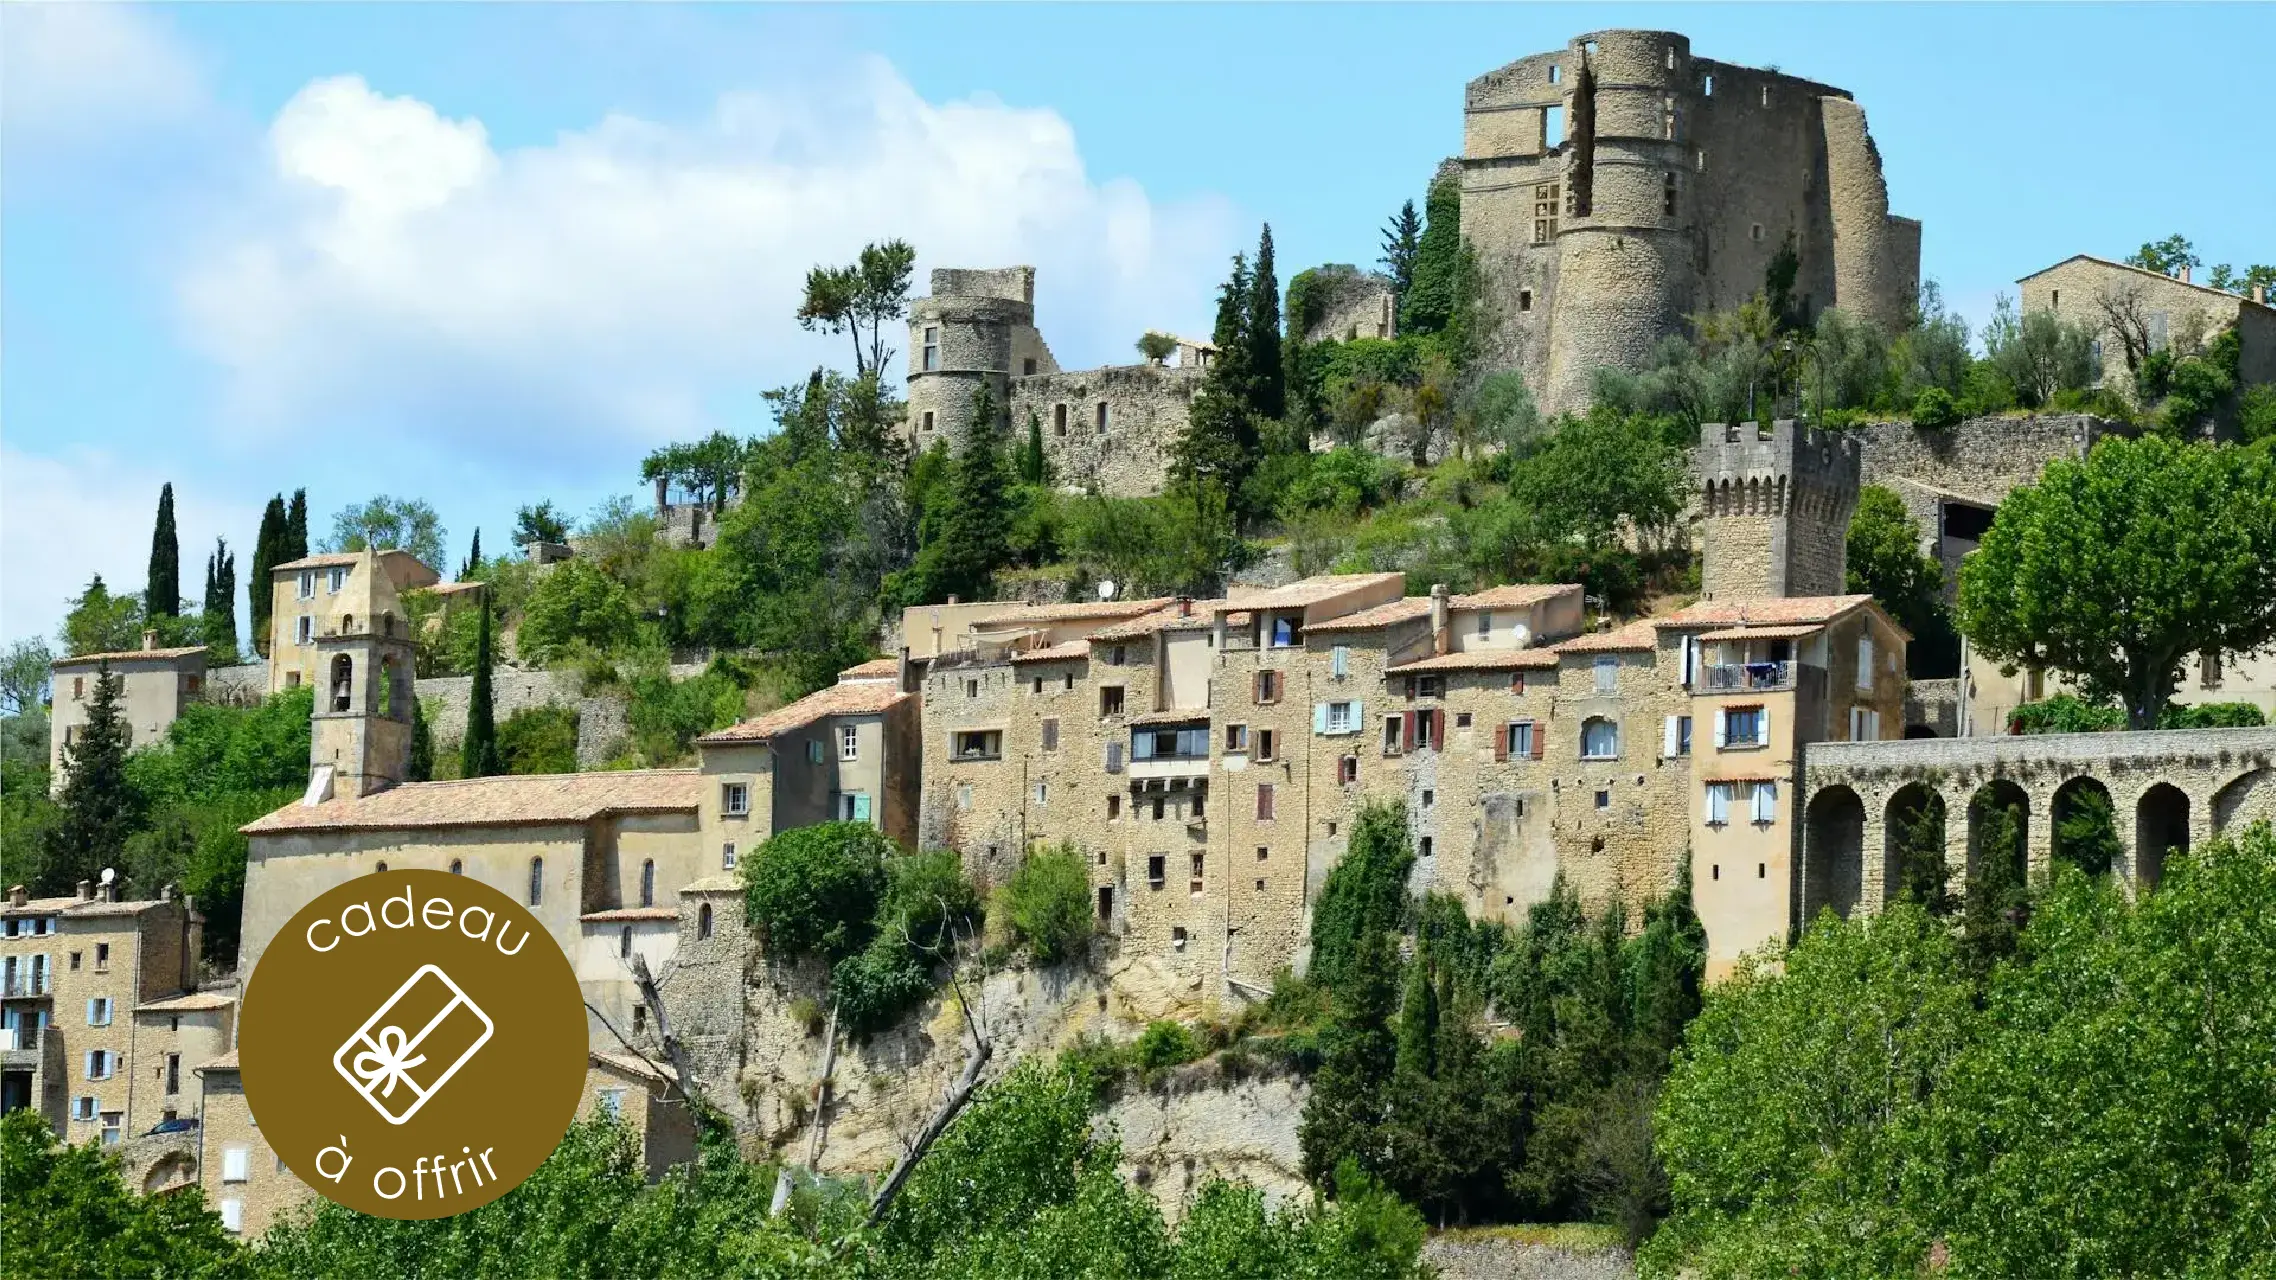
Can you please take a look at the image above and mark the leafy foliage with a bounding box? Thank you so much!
[1306,803,1414,993]
[325,494,447,570]
[145,482,180,618]
[497,704,580,775]
[998,842,1093,964]
[744,822,894,962]
[1846,485,1960,677]
[41,663,140,893]
[2008,693,2126,734]
[1,1109,252,1278]
[512,500,571,546]
[517,559,640,664]
[60,574,145,657]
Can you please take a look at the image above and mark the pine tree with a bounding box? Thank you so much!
[145,484,179,618]
[911,381,1013,603]
[44,664,142,892]
[1169,255,1262,499]
[460,600,501,778]
[1380,199,1422,299]
[1246,225,1284,422]
[285,488,308,560]
[249,494,287,657]
[460,528,483,581]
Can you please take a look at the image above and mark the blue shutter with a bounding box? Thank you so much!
[853,793,872,822]
[1313,703,1329,734]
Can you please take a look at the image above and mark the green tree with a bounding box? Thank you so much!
[1379,199,1421,300]
[797,240,917,378]
[1137,331,1178,365]
[461,527,484,579]
[1507,407,1686,547]
[1981,294,2096,408]
[1846,485,1959,676]
[249,493,288,656]
[1247,224,1284,422]
[1959,791,2030,979]
[1401,168,1461,335]
[517,559,639,664]
[512,501,570,546]
[1956,435,2276,727]
[43,663,141,891]
[1306,803,1414,993]
[459,600,502,778]
[145,482,180,618]
[2125,232,2201,278]
[497,705,579,775]
[0,637,54,717]
[1300,925,1401,1185]
[907,381,1014,604]
[1887,792,1952,914]
[409,696,435,783]
[1,1109,252,1278]
[326,494,447,569]
[743,821,894,962]
[642,431,751,512]
[202,536,240,658]
[60,574,144,656]
[1645,904,1979,1278]
[999,843,1092,964]
[1172,253,1264,504]
[2051,784,2121,878]
[284,487,309,560]
[1018,411,1049,486]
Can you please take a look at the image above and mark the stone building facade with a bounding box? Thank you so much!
[902,266,1202,497]
[1696,420,1861,601]
[48,637,208,788]
[263,548,439,697]
[2019,255,2276,395]
[1460,29,1920,414]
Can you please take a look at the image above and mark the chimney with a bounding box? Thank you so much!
[1177,597,1192,618]
[160,883,176,904]
[2256,284,2268,306]
[142,629,158,651]
[76,880,93,902]
[2180,265,2192,284]
[7,885,25,908]
[1429,584,1451,656]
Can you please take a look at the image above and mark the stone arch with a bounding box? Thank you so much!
[1966,778,2030,886]
[698,902,714,940]
[2134,782,2189,893]
[2212,767,2276,833]
[142,1151,196,1194]
[328,653,354,713]
[2050,775,2119,878]
[1802,785,1865,923]
[1883,783,1947,908]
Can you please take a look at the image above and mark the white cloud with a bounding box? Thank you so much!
[178,61,1241,470]
[0,3,206,151]
[0,446,260,648]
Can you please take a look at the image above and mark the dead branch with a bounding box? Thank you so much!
[862,897,992,1227]
[770,999,840,1215]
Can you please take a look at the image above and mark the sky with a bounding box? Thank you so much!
[5,3,2271,650]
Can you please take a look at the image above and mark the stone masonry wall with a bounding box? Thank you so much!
[415,664,707,769]
[1010,364,1201,499]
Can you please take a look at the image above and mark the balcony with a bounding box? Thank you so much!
[0,977,52,999]
[1702,661,1795,693]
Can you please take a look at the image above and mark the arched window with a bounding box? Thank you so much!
[449,860,463,875]
[698,903,714,940]
[1581,717,1620,760]
[640,859,655,908]
[528,858,543,906]
[375,862,388,873]
[377,657,396,717]
[329,654,354,713]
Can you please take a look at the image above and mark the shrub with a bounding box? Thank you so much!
[743,822,893,961]
[1910,385,1961,429]
[830,940,936,1034]
[1134,1021,1203,1074]
[2160,700,2267,729]
[496,704,579,775]
[2008,693,2125,735]
[999,843,1093,964]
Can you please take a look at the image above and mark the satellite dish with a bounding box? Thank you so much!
[1514,624,1532,648]
[99,868,116,886]
[1098,580,1117,601]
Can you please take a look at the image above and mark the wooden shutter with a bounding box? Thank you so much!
[1495,724,1511,762]
[1757,708,1772,747]
[1431,709,1446,750]
[1529,721,1545,759]
[1253,671,1265,704]
[1402,711,1417,752]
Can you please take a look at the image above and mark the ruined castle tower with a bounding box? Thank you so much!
[309,617,417,798]
[1460,30,1921,415]
[1697,420,1861,600]
[904,267,1056,451]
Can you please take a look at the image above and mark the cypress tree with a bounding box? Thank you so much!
[249,494,287,657]
[913,381,1013,603]
[1380,199,1422,299]
[1246,225,1284,422]
[409,695,434,783]
[460,528,483,581]
[205,538,238,657]
[44,663,142,892]
[285,488,309,561]
[146,483,180,618]
[1019,412,1047,486]
[1300,922,1400,1184]
[1403,167,1462,335]
[1961,793,2030,978]
[460,599,501,778]
[1169,255,1263,499]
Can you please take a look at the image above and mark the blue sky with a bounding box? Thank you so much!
[5,3,2270,648]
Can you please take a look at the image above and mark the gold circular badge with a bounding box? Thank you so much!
[239,870,589,1219]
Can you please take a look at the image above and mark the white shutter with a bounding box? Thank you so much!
[1712,711,1729,749]
[1752,781,1777,824]
[1663,716,1680,758]
[220,1199,244,1234]
[223,1145,250,1182]
[1756,708,1771,747]
[1331,645,1349,677]
[1705,783,1728,824]
[1857,635,1874,690]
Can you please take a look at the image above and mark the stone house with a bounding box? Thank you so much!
[263,548,440,697]
[2018,254,2276,396]
[580,1050,698,1181]
[47,636,208,789]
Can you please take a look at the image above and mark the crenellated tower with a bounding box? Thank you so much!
[1697,420,1861,600]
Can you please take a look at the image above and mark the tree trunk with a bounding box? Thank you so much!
[863,1034,992,1227]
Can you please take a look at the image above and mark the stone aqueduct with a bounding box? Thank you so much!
[1795,727,2276,921]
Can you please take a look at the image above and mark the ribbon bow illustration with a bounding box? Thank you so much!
[350,1026,428,1098]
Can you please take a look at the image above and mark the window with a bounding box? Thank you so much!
[1256,783,1277,821]
[1665,43,1677,69]
[449,859,463,875]
[1148,855,1166,889]
[1225,723,1249,752]
[72,676,83,700]
[86,998,111,1027]
[921,326,940,371]
[1190,853,1205,894]
[1705,782,1732,826]
[1064,673,1075,692]
[1751,781,1778,825]
[1152,796,1166,820]
[529,857,544,906]
[1509,672,1528,694]
[1856,634,1876,690]
[1383,715,1404,755]
[921,411,935,433]
[1475,610,1494,639]
[1054,404,1067,435]
[1849,707,1882,740]
[94,943,109,971]
[597,1088,626,1120]
[1456,710,1473,729]
[1034,782,1048,806]
[1420,836,1433,858]
[166,1052,181,1095]
[1663,172,1678,215]
[1032,676,1044,695]
[223,1145,250,1183]
[1110,644,1128,666]
[327,566,347,593]
[1096,885,1114,921]
[619,927,633,959]
[1519,289,1533,313]
[722,782,749,816]
[1542,104,1563,148]
[297,570,316,600]
[86,1049,112,1079]
[1257,845,1270,862]
[1023,358,1037,376]
[1414,675,1444,699]
[1663,715,1693,757]
[1751,223,1765,242]
[840,724,860,760]
[73,1097,96,1122]
[1270,618,1298,647]
[634,1005,648,1035]
[1331,645,1349,677]
[1322,701,1358,735]
[1096,402,1109,434]
[1256,728,1276,762]
[70,952,82,971]
[640,859,655,908]
[1254,670,1282,704]
[1703,73,1715,96]
[1108,794,1122,820]
[1421,789,1435,809]
[964,678,980,699]
[1581,717,1619,760]
[295,615,314,646]
[721,841,737,870]
[1595,789,1610,810]
[1760,84,1769,107]
[1594,656,1618,693]
[1100,686,1125,716]
[956,783,973,810]
[1504,721,1538,760]
[1548,62,1561,83]
[1717,706,1767,749]
[952,730,1002,760]
[698,903,714,940]
[95,1112,119,1145]
[1172,927,1188,951]
[1041,717,1060,751]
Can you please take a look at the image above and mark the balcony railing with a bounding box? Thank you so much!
[1702,661,1795,692]
[0,976,52,998]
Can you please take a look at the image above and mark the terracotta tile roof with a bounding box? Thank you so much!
[580,907,681,923]
[1087,602,1223,640]
[590,1050,671,1084]
[972,597,1172,628]
[1011,641,1091,664]
[1129,708,1212,726]
[271,552,364,571]
[1217,573,1405,613]
[1552,620,1661,653]
[1694,624,1827,642]
[680,874,743,894]
[427,581,488,597]
[1451,583,1582,611]
[696,682,910,744]
[1307,599,1434,633]
[197,1050,239,1072]
[52,646,206,667]
[1387,648,1562,674]
[66,899,183,918]
[3,894,83,915]
[135,992,235,1013]
[1654,595,1875,629]
[241,770,703,834]
[837,658,899,680]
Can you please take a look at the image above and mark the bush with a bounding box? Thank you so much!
[2160,699,2267,729]
[2008,693,2125,735]
[1910,385,1961,429]
[999,843,1093,964]
[1134,1020,1203,1074]
[496,705,579,775]
[743,822,893,961]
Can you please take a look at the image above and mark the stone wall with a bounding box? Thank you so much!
[414,663,707,769]
[1297,265,1398,344]
[203,662,270,707]
[1424,1234,1636,1280]
[1009,364,1202,499]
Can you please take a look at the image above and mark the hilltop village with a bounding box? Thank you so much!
[6,25,2275,1276]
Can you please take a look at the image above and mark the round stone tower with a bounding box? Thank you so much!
[1541,30,1698,415]
[905,268,1032,449]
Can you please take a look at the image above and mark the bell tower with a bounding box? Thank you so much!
[308,612,417,799]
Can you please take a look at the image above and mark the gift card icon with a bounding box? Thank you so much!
[333,964,495,1125]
